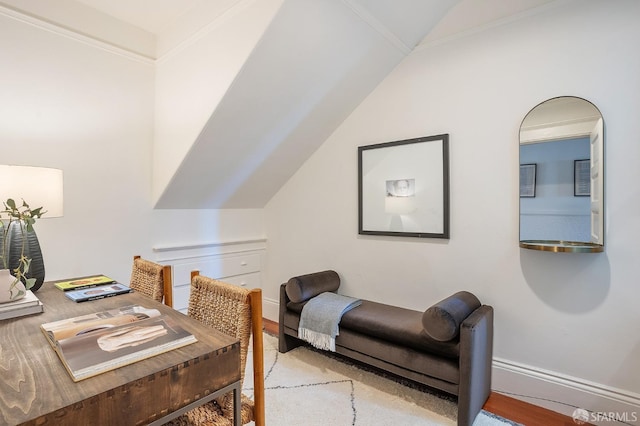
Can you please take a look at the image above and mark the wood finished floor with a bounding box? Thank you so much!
[262,319,580,426]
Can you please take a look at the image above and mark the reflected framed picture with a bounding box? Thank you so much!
[574,159,590,196]
[358,134,449,239]
[519,163,536,198]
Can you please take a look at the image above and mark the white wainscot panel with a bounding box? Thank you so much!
[154,240,266,313]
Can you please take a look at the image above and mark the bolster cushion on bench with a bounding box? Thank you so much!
[422,291,481,342]
[285,270,340,303]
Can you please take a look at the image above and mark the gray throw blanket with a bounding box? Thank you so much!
[298,292,362,352]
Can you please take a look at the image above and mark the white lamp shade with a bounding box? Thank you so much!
[0,165,64,218]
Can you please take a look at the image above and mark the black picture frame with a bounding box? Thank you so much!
[358,134,450,239]
[519,163,536,198]
[574,159,590,196]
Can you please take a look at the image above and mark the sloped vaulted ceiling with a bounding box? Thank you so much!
[153,0,459,209]
[2,0,555,209]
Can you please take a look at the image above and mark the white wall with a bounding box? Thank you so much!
[152,0,283,205]
[0,11,264,284]
[265,0,640,420]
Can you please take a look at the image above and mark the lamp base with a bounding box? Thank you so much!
[6,222,46,292]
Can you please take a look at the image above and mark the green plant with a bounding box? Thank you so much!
[1,199,45,296]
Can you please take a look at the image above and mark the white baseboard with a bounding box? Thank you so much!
[493,358,640,425]
[263,296,280,323]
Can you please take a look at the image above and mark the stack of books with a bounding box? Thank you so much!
[0,290,44,320]
[54,275,132,303]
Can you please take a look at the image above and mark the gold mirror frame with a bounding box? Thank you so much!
[519,96,604,253]
[519,240,604,253]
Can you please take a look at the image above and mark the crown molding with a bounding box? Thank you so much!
[0,3,154,64]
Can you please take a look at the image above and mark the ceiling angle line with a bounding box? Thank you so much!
[339,0,412,56]
[414,0,572,53]
[156,0,257,65]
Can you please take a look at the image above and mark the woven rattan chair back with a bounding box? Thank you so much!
[189,274,252,381]
[129,256,173,307]
[169,271,264,426]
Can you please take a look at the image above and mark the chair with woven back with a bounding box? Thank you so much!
[129,255,173,307]
[169,271,265,426]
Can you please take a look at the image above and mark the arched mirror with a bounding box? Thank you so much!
[519,96,604,253]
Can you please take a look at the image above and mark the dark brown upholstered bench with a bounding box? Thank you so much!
[279,270,493,426]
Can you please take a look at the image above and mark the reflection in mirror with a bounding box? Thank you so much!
[519,96,604,253]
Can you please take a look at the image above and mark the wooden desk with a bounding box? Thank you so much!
[0,284,241,426]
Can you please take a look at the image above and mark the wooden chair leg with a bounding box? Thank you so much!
[162,265,173,308]
[250,289,265,426]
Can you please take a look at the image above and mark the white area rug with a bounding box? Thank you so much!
[243,333,520,426]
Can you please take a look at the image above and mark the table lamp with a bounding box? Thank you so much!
[0,165,64,291]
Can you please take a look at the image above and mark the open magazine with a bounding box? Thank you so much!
[41,305,197,381]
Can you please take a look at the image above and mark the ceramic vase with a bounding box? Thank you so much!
[5,221,46,291]
[0,268,26,303]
